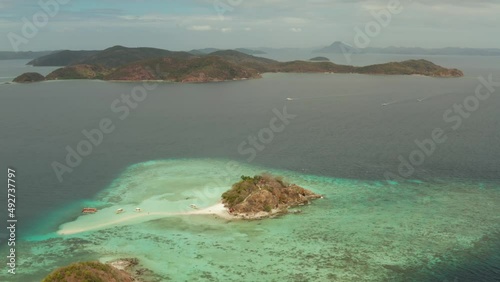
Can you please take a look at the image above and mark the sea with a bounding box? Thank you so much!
[0,53,499,281]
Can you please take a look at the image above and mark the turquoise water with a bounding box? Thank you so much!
[2,159,499,281]
[1,56,500,281]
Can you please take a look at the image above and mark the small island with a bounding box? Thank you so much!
[310,56,330,62]
[13,72,45,83]
[222,174,322,219]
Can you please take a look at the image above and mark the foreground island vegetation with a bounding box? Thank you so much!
[42,258,158,282]
[13,45,464,83]
[42,261,134,282]
[222,174,322,219]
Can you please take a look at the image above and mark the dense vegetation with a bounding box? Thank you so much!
[105,55,261,82]
[45,64,111,80]
[0,51,53,60]
[356,59,464,77]
[28,50,99,66]
[13,72,45,83]
[28,46,193,68]
[222,174,321,215]
[75,45,194,68]
[189,48,266,55]
[310,56,330,62]
[42,261,134,282]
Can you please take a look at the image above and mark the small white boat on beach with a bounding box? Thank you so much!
[116,208,124,214]
[82,208,97,214]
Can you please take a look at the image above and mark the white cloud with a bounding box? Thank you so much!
[188,25,213,31]
[2,0,500,50]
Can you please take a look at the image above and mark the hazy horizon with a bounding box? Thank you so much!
[4,42,500,53]
[1,0,500,52]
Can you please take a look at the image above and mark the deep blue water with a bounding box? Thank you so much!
[0,55,499,281]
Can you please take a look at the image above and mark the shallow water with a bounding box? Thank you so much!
[1,159,499,281]
[1,56,500,281]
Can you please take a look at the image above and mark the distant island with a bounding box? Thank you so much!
[28,50,100,66]
[222,174,322,219]
[310,56,330,62]
[2,43,499,62]
[314,41,500,56]
[189,47,266,55]
[0,50,53,60]
[13,45,464,83]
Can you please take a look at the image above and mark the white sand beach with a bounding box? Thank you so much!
[57,203,232,235]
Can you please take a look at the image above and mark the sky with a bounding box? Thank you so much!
[1,0,499,51]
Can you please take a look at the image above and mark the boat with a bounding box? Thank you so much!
[189,204,199,210]
[116,208,124,214]
[82,208,97,214]
[135,208,142,212]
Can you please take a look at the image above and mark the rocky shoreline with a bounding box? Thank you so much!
[228,205,316,220]
[41,260,140,282]
[222,174,323,220]
[108,258,160,282]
